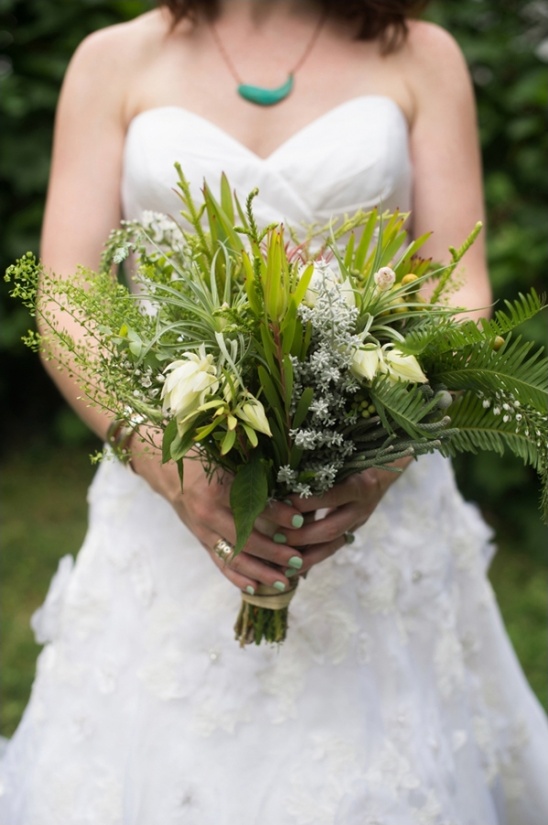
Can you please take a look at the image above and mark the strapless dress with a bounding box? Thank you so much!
[1,97,547,825]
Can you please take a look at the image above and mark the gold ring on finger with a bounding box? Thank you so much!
[213,537,235,563]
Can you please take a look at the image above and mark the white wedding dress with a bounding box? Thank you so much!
[1,97,548,825]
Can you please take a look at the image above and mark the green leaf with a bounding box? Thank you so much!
[220,173,235,224]
[170,427,198,462]
[162,418,178,464]
[343,232,355,268]
[258,365,283,410]
[280,302,298,354]
[353,208,379,271]
[220,428,236,456]
[241,422,258,447]
[291,262,314,307]
[259,322,277,374]
[193,418,222,441]
[202,181,245,252]
[282,355,293,411]
[230,452,269,553]
[292,387,314,428]
[393,232,432,277]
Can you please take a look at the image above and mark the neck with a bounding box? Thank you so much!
[215,0,323,26]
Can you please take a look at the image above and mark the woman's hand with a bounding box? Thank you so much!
[273,458,413,576]
[130,434,307,596]
[131,427,410,589]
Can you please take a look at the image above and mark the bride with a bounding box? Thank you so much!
[1,1,547,822]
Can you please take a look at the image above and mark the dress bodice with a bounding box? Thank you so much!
[121,96,412,226]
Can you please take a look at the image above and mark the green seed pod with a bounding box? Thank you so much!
[435,390,453,410]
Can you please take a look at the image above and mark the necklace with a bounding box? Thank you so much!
[209,12,326,106]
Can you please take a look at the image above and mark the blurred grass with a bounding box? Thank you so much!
[0,441,94,736]
[0,442,546,738]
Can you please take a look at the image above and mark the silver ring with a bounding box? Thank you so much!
[344,531,355,545]
[213,538,234,563]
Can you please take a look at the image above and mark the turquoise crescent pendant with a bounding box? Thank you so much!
[238,74,294,106]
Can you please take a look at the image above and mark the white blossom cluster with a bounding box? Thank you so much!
[279,265,366,495]
[478,389,546,446]
[140,211,186,251]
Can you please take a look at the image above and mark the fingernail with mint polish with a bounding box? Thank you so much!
[273,581,286,592]
[288,556,303,569]
[285,568,298,578]
[291,514,304,529]
[273,532,287,544]
[245,585,255,595]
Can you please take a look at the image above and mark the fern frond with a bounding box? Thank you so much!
[369,379,442,439]
[398,291,546,359]
[445,392,545,465]
[483,290,546,335]
[397,317,477,356]
[425,336,548,410]
[443,392,548,520]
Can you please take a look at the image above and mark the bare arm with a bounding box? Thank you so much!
[39,23,304,595]
[407,22,492,316]
[40,26,129,437]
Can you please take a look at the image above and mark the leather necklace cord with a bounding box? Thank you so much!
[208,10,327,105]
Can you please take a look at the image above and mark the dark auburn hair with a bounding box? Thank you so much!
[158,1,429,50]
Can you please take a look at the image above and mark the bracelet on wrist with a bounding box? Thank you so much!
[106,418,137,466]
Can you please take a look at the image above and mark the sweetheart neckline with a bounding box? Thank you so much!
[126,95,409,163]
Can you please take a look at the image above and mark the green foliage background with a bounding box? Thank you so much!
[2,0,547,554]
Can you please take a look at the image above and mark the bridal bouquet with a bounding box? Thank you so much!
[6,166,548,645]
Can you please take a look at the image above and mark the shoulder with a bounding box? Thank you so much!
[70,9,170,65]
[403,20,467,66]
[401,20,471,86]
[60,10,171,116]
[394,21,475,121]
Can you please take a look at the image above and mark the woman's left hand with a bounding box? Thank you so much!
[269,459,412,575]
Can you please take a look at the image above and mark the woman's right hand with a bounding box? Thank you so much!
[130,434,305,596]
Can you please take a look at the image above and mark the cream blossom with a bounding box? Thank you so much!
[350,344,427,385]
[236,395,272,437]
[351,346,382,382]
[373,266,396,291]
[161,347,219,430]
[382,348,428,384]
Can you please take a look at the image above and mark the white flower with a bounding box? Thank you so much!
[374,266,396,291]
[351,346,382,382]
[236,395,272,437]
[303,260,355,308]
[141,211,180,242]
[382,348,428,384]
[161,346,219,428]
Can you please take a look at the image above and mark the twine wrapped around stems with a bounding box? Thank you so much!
[235,581,299,646]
